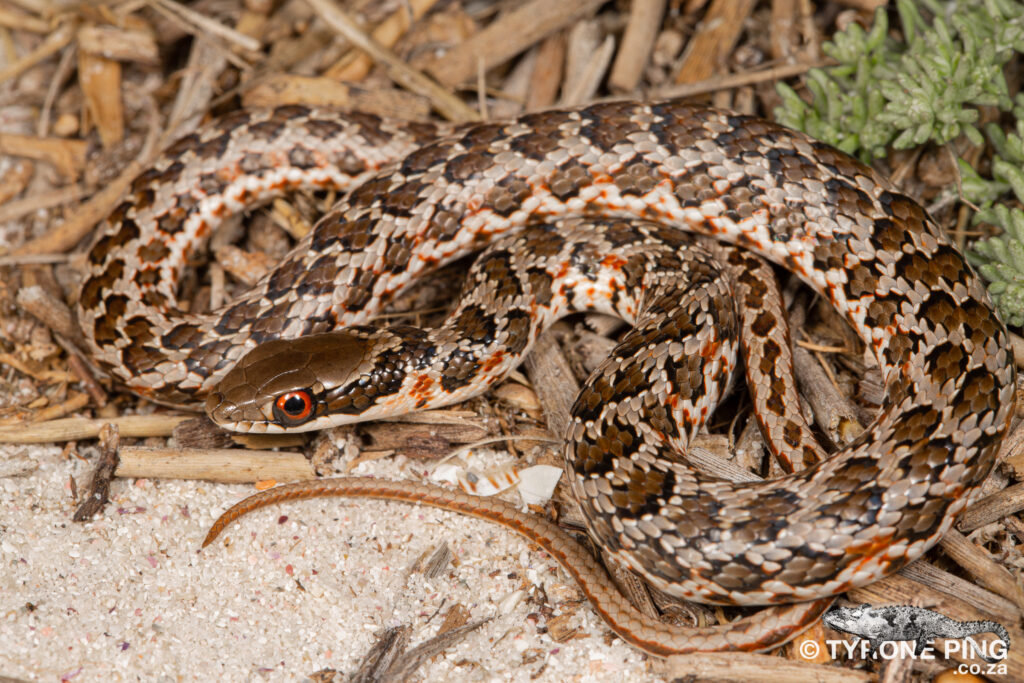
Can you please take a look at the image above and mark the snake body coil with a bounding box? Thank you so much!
[78,100,1015,654]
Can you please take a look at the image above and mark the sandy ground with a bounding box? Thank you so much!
[0,438,662,682]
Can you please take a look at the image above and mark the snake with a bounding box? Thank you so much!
[77,99,1016,656]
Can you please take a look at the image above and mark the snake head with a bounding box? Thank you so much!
[206,332,376,433]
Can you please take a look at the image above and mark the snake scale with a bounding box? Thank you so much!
[77,99,1015,656]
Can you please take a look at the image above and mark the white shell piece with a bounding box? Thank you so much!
[517,465,563,505]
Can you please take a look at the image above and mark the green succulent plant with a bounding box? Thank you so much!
[775,0,1024,327]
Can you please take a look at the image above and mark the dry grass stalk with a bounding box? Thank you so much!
[114,446,316,482]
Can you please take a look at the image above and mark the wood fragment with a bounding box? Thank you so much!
[171,416,237,449]
[29,393,90,423]
[7,96,160,258]
[786,619,830,663]
[769,0,800,61]
[213,244,274,287]
[0,20,74,86]
[425,0,605,88]
[792,345,863,448]
[938,529,1024,610]
[0,352,73,385]
[305,0,477,123]
[0,133,87,182]
[898,561,1019,625]
[522,327,579,438]
[114,446,315,482]
[78,48,124,149]
[410,542,452,579]
[163,36,226,143]
[436,602,470,634]
[379,619,490,682]
[995,419,1024,478]
[560,30,615,106]
[0,5,49,32]
[673,0,758,84]
[608,0,666,93]
[59,341,108,409]
[325,0,441,82]
[72,423,120,522]
[269,199,313,240]
[545,611,583,642]
[525,33,566,110]
[77,23,159,64]
[0,159,33,205]
[358,419,489,458]
[148,0,261,53]
[957,482,1024,532]
[16,285,77,338]
[0,184,89,224]
[877,651,914,683]
[350,624,412,683]
[602,549,660,619]
[38,44,80,138]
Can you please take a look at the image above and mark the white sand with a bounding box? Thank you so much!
[0,441,661,681]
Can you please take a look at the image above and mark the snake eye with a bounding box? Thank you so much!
[273,390,315,426]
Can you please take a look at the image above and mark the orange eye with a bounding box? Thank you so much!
[273,390,314,425]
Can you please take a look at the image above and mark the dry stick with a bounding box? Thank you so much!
[0,20,74,85]
[0,184,88,224]
[16,284,109,406]
[305,0,477,123]
[898,561,1020,626]
[114,447,315,483]
[325,0,442,82]
[1009,331,1024,368]
[78,47,125,149]
[37,38,77,137]
[608,0,666,93]
[5,160,141,257]
[60,341,109,408]
[791,343,863,448]
[673,0,758,85]
[76,24,161,64]
[148,0,261,53]
[30,393,91,423]
[73,423,120,522]
[0,5,49,32]
[7,99,161,258]
[561,32,615,106]
[0,159,33,205]
[0,414,191,443]
[939,528,1024,611]
[425,0,605,88]
[661,651,871,682]
[16,285,77,338]
[655,61,830,100]
[521,327,579,439]
[525,33,566,111]
[0,253,71,266]
[164,37,226,144]
[958,481,1024,532]
[0,133,88,181]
